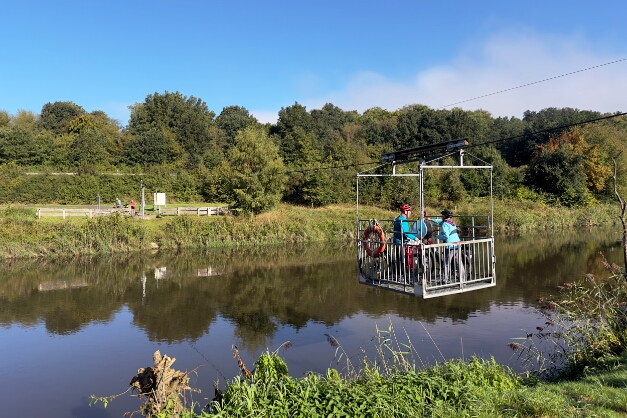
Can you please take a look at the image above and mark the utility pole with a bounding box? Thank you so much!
[140,179,145,217]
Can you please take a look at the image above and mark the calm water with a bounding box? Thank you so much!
[0,228,623,417]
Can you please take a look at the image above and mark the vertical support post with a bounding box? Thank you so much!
[63,209,66,219]
[141,179,145,217]
[37,209,41,219]
[177,207,180,216]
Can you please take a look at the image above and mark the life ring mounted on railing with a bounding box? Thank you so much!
[363,223,386,258]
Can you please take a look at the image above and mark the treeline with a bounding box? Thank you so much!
[1,93,626,213]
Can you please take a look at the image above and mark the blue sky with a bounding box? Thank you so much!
[1,1,626,125]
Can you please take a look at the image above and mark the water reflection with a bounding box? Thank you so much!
[0,228,622,345]
[0,228,624,418]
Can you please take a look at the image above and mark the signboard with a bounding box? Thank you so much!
[154,193,166,206]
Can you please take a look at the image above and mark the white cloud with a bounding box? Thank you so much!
[302,32,627,118]
[250,109,279,124]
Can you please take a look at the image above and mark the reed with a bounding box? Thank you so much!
[510,260,627,381]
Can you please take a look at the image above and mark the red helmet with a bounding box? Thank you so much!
[399,204,412,212]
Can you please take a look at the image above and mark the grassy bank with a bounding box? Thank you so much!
[92,270,627,417]
[0,200,622,259]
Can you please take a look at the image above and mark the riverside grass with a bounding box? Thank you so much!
[0,199,622,259]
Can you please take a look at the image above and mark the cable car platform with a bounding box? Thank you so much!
[356,138,497,298]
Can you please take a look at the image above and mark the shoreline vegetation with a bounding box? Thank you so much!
[0,200,621,260]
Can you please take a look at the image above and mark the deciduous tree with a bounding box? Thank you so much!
[40,101,86,135]
[221,126,286,214]
[128,91,216,160]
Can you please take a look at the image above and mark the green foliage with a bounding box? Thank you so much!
[524,143,587,206]
[1,99,626,214]
[69,129,108,169]
[209,323,521,417]
[512,266,627,381]
[215,105,259,148]
[0,127,53,165]
[124,128,183,166]
[220,126,286,215]
[128,91,217,160]
[0,110,10,128]
[40,101,86,135]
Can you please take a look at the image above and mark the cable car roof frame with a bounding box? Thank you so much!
[355,138,495,237]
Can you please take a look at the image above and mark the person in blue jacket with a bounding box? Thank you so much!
[431,209,464,283]
[393,204,417,244]
[393,204,418,279]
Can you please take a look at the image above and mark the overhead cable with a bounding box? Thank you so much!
[284,111,627,174]
[438,58,627,109]
[470,111,627,149]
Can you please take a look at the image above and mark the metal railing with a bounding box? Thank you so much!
[357,218,496,298]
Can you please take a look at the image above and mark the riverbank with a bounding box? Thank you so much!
[203,350,627,417]
[0,200,622,259]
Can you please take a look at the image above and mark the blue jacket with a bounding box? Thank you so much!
[393,214,417,244]
[432,218,461,247]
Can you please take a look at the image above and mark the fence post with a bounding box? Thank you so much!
[62,209,66,219]
[37,208,41,219]
[177,207,180,216]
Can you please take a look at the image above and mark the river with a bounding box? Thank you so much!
[0,227,623,417]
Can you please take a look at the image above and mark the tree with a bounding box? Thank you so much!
[524,136,587,206]
[221,126,286,214]
[215,105,258,148]
[0,110,9,128]
[516,107,603,166]
[40,101,86,135]
[272,102,315,161]
[68,112,127,164]
[0,127,53,166]
[128,91,216,160]
[124,128,182,166]
[524,128,612,206]
[461,146,511,198]
[611,153,627,270]
[310,103,358,152]
[12,110,41,133]
[68,129,107,169]
[396,105,447,149]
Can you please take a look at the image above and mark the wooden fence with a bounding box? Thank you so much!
[161,207,227,216]
[36,207,228,219]
[37,208,117,219]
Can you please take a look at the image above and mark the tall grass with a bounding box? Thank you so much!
[510,259,627,381]
[0,201,621,259]
[208,324,521,417]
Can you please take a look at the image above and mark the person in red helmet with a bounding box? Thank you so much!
[393,204,417,244]
[393,204,418,280]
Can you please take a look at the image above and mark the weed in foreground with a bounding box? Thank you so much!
[510,259,627,381]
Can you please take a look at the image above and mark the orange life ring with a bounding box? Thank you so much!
[363,225,386,257]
